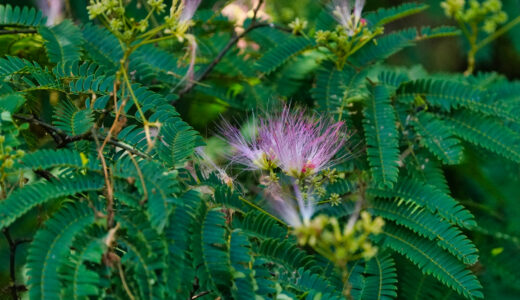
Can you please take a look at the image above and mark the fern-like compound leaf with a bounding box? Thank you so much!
[27,203,95,300]
[255,36,315,74]
[372,199,479,264]
[0,176,104,229]
[413,111,464,165]
[363,85,400,188]
[230,230,257,300]
[39,20,83,67]
[59,224,106,299]
[52,99,94,136]
[360,254,398,300]
[445,111,520,163]
[369,177,476,228]
[375,224,483,300]
[0,4,45,27]
[364,2,429,26]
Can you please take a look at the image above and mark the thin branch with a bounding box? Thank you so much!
[117,262,136,300]
[177,0,271,98]
[191,291,211,299]
[91,127,115,228]
[12,114,64,144]
[0,29,37,35]
[13,114,150,158]
[345,179,366,233]
[3,228,19,300]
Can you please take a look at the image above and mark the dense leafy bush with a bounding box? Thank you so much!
[0,0,519,299]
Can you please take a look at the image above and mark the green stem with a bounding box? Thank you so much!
[475,15,520,51]
[138,34,176,46]
[238,196,286,226]
[120,61,147,123]
[464,23,478,76]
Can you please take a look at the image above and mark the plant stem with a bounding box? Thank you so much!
[12,114,150,158]
[3,228,19,300]
[464,23,478,76]
[0,29,37,35]
[464,15,520,75]
[475,15,520,51]
[177,0,267,98]
[118,262,135,300]
[238,195,286,226]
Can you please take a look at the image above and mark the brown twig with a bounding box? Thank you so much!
[117,262,136,300]
[12,114,150,158]
[0,29,37,35]
[177,0,270,99]
[191,291,211,299]
[345,179,366,233]
[2,228,30,300]
[91,127,115,228]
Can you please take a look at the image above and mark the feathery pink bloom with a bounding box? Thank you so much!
[38,0,64,26]
[218,118,273,170]
[265,183,315,227]
[195,146,234,187]
[259,107,347,177]
[220,106,347,176]
[180,0,202,23]
[332,0,366,36]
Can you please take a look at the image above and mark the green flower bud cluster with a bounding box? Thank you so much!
[293,211,384,267]
[315,25,383,69]
[302,168,346,203]
[163,0,199,40]
[87,0,139,40]
[441,0,507,33]
[148,0,166,13]
[0,135,24,170]
[86,0,195,43]
[288,18,308,35]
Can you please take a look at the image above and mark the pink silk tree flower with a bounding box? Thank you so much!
[332,0,366,36]
[265,182,315,228]
[259,107,347,178]
[218,119,274,171]
[180,0,202,23]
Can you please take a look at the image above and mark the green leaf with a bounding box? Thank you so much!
[375,224,483,300]
[255,36,315,74]
[198,208,233,298]
[114,157,180,232]
[21,148,100,171]
[0,175,104,229]
[444,111,520,163]
[52,99,94,136]
[352,29,417,66]
[235,211,287,240]
[165,191,202,298]
[372,199,479,264]
[257,238,318,272]
[364,2,429,26]
[0,93,25,113]
[360,254,398,300]
[39,20,83,67]
[312,63,368,115]
[0,4,45,27]
[368,178,476,228]
[230,230,257,300]
[413,111,464,165]
[363,85,400,188]
[59,224,106,299]
[27,203,95,300]
[81,23,122,72]
[117,212,168,300]
[157,119,202,167]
